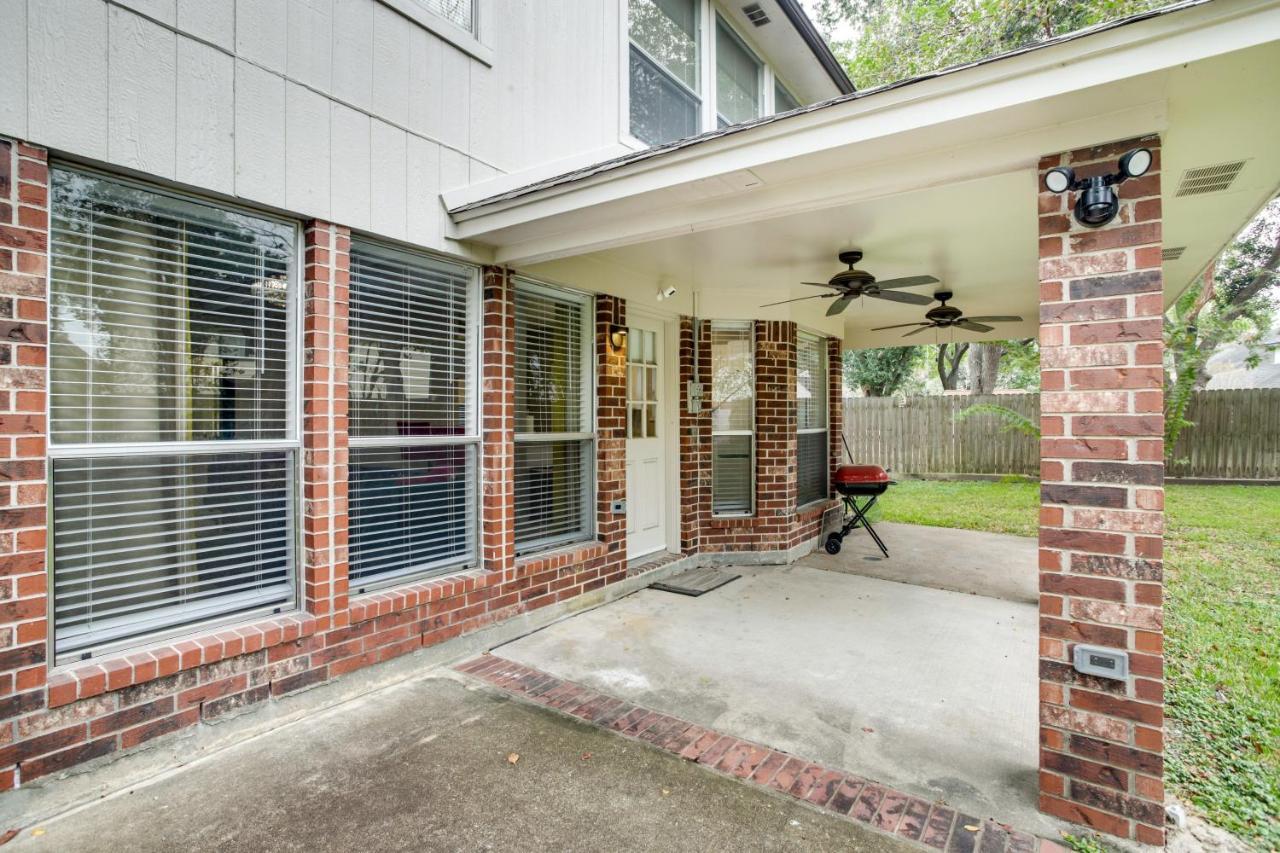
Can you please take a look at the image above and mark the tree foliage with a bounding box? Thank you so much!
[844,346,922,396]
[809,0,1167,89]
[1164,199,1280,450]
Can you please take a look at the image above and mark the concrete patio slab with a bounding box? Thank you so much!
[805,521,1038,604]
[496,561,1061,839]
[5,674,917,853]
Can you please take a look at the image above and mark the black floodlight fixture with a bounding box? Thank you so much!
[1043,147,1153,228]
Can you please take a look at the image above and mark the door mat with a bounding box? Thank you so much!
[649,567,741,596]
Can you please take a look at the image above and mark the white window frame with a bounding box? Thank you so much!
[512,278,597,554]
[379,0,494,66]
[46,165,304,664]
[713,11,764,128]
[620,0,792,148]
[346,237,482,593]
[796,330,829,508]
[710,320,755,517]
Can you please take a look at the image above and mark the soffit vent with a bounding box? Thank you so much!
[1175,160,1246,197]
[1161,246,1186,261]
[743,3,770,25]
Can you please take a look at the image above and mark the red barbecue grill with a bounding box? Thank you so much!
[825,441,895,557]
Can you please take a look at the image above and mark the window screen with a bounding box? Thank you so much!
[629,0,701,146]
[797,332,828,506]
[715,17,761,126]
[412,0,475,33]
[348,241,477,590]
[710,322,754,515]
[49,167,298,659]
[514,282,593,552]
[775,80,801,113]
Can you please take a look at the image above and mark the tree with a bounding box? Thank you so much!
[810,0,1168,90]
[1164,199,1279,449]
[967,342,1003,394]
[935,342,968,390]
[844,346,922,396]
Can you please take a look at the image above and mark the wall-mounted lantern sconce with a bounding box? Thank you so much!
[609,324,628,352]
[1044,147,1152,228]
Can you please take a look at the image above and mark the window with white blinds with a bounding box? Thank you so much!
[514,281,594,552]
[715,15,762,127]
[412,0,475,33]
[797,332,829,507]
[49,167,298,659]
[710,322,754,515]
[348,240,477,590]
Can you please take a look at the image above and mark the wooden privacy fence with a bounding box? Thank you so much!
[842,389,1280,482]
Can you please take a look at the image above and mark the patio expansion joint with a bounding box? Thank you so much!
[454,654,1067,853]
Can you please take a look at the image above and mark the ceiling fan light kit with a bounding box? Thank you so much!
[1043,147,1153,228]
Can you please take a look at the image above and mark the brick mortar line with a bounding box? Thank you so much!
[454,654,1067,853]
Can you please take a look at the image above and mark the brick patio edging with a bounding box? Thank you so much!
[455,655,1070,853]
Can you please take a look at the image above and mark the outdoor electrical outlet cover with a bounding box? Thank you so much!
[611,499,627,514]
[1072,644,1129,681]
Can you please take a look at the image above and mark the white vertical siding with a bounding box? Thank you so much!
[3,0,629,255]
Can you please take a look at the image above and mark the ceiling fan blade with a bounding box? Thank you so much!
[962,315,1023,323]
[875,275,939,290]
[902,324,936,337]
[870,322,929,331]
[759,293,836,308]
[826,294,856,316]
[955,320,994,333]
[868,289,934,305]
[801,281,843,289]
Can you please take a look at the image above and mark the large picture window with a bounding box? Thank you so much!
[796,332,829,506]
[348,241,478,591]
[49,167,298,659]
[710,322,754,515]
[629,0,701,147]
[513,281,594,552]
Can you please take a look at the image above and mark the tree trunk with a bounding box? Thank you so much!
[936,343,968,390]
[968,343,1004,394]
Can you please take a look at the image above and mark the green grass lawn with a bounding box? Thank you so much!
[876,479,1280,850]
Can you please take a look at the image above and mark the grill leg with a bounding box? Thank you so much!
[840,495,889,558]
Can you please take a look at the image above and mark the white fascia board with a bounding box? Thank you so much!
[452,0,1280,246]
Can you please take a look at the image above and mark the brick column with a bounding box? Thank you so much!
[677,317,703,555]
[754,320,797,542]
[1037,135,1166,846]
[301,222,350,629]
[481,267,515,575]
[595,296,627,574]
[827,337,844,476]
[0,138,50,790]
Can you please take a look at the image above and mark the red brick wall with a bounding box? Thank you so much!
[0,148,634,787]
[1037,135,1166,845]
[0,139,50,791]
[680,319,837,556]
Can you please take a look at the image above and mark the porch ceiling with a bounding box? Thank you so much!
[451,0,1280,349]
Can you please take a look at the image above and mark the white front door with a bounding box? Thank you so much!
[626,317,667,559]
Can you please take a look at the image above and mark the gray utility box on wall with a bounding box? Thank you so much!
[1073,644,1129,681]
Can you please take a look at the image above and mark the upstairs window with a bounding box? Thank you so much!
[412,0,475,33]
[715,16,762,126]
[796,332,829,506]
[710,322,754,515]
[774,80,801,113]
[48,167,298,659]
[629,0,701,147]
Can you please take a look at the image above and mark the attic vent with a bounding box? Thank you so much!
[1175,160,1246,197]
[1161,246,1186,261]
[743,3,770,25]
